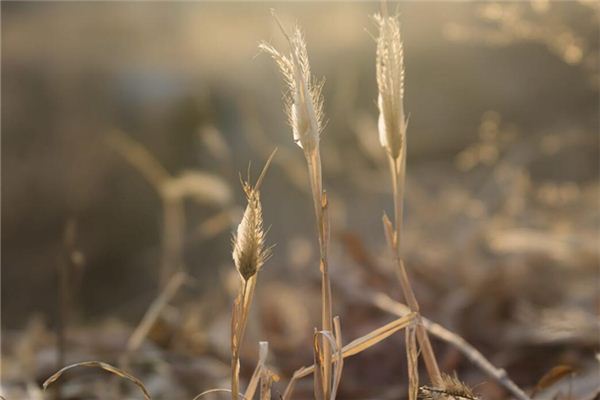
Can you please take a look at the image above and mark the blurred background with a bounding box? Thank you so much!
[1,1,599,399]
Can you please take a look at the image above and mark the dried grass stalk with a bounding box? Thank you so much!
[261,15,334,399]
[231,150,276,400]
[376,11,443,386]
[42,361,151,400]
[192,389,247,400]
[406,324,419,400]
[259,368,275,400]
[282,313,417,399]
[331,316,344,400]
[126,271,188,354]
[313,324,343,400]
[244,341,270,400]
[313,328,325,400]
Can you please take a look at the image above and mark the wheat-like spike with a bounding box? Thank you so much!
[231,151,275,281]
[259,24,324,154]
[232,187,268,281]
[375,13,406,160]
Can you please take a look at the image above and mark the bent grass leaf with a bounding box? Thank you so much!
[42,361,151,400]
[282,312,417,399]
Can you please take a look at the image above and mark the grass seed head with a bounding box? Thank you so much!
[259,23,325,155]
[232,152,275,281]
[233,186,267,281]
[375,13,406,160]
[419,373,479,400]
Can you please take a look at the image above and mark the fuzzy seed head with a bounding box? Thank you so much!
[232,183,270,281]
[375,13,406,160]
[419,373,479,400]
[259,26,325,154]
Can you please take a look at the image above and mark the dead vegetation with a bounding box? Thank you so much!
[1,2,598,400]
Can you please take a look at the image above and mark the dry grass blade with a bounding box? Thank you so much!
[383,165,443,388]
[341,312,416,358]
[244,341,269,400]
[312,157,333,400]
[192,389,248,400]
[191,207,241,243]
[107,130,179,288]
[231,276,257,400]
[382,212,396,251]
[108,129,233,289]
[163,171,232,206]
[331,316,344,400]
[282,313,417,399]
[259,367,276,400]
[406,324,419,400]
[107,130,170,190]
[313,328,325,400]
[281,366,313,400]
[126,271,188,353]
[371,292,531,400]
[42,361,151,400]
[313,328,343,400]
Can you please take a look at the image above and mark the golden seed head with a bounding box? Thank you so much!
[231,151,276,281]
[259,25,325,154]
[375,13,406,160]
[232,184,269,281]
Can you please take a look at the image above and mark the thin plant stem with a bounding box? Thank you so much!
[160,197,185,289]
[232,279,246,400]
[125,271,187,355]
[387,151,443,387]
[305,150,333,399]
[231,275,258,400]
